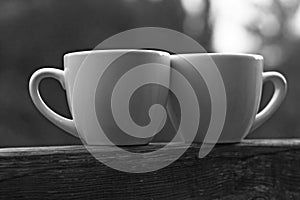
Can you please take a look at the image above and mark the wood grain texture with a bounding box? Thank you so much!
[0,139,300,200]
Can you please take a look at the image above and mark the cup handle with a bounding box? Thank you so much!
[250,71,287,131]
[29,68,78,137]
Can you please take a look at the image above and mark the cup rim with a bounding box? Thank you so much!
[64,50,263,61]
[172,52,263,60]
[64,49,170,58]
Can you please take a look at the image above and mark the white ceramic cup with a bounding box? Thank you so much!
[29,49,170,145]
[162,53,287,143]
[152,53,287,144]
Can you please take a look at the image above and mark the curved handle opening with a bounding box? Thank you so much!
[29,68,78,137]
[251,71,287,131]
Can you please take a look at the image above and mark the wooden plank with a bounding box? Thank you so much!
[0,139,299,199]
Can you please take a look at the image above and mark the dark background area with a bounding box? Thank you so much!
[0,0,299,147]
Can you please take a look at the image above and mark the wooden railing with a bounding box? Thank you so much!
[0,139,300,199]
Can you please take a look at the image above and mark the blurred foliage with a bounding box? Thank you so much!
[0,0,300,146]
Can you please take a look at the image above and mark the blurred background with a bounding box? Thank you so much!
[0,0,299,147]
